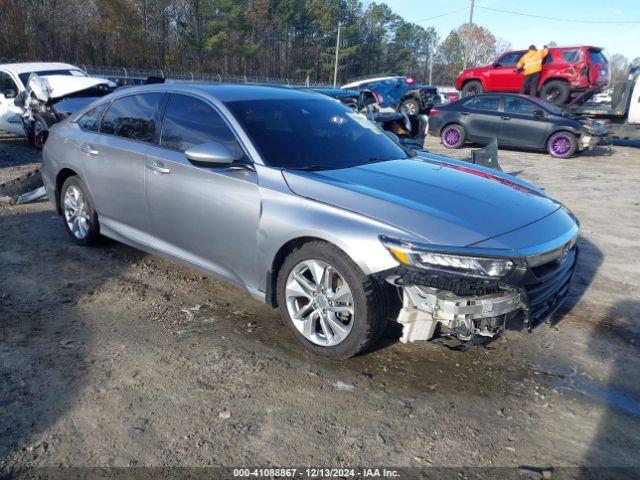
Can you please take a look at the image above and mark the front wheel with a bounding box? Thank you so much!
[440,124,466,148]
[276,241,387,359]
[60,176,101,245]
[461,80,484,97]
[547,131,577,158]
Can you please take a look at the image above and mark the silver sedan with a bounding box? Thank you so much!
[42,83,579,358]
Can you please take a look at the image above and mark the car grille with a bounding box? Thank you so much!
[525,246,578,326]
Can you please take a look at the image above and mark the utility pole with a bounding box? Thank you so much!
[429,40,435,86]
[463,0,475,70]
[333,21,341,88]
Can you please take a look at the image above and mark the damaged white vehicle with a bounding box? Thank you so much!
[0,62,114,147]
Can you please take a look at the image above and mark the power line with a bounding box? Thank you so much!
[414,6,469,23]
[477,6,640,24]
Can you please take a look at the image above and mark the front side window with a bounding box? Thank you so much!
[225,98,409,169]
[497,52,524,67]
[160,94,245,161]
[100,93,164,142]
[465,96,501,112]
[0,72,17,93]
[77,103,108,132]
[504,97,540,116]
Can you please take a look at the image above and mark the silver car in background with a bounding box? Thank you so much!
[41,84,579,358]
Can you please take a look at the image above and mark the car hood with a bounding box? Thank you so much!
[26,74,114,103]
[282,156,561,247]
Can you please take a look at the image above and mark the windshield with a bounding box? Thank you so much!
[225,98,408,169]
[18,69,87,86]
[527,96,564,115]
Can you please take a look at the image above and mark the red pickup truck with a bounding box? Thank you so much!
[455,46,610,105]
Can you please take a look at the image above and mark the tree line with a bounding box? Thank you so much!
[1,0,511,86]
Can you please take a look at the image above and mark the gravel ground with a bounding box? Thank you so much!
[0,133,40,185]
[1,133,639,476]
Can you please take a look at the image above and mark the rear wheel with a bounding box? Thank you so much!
[461,80,483,97]
[440,124,466,148]
[400,98,420,115]
[60,176,100,245]
[547,131,577,158]
[540,80,570,105]
[276,241,387,359]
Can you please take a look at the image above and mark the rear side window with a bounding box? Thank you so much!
[465,96,501,111]
[77,103,107,132]
[589,49,608,64]
[160,94,244,159]
[561,49,580,63]
[100,93,164,143]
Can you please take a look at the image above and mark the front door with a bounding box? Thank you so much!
[144,93,260,287]
[0,71,26,136]
[80,92,165,241]
[486,52,526,92]
[499,96,551,148]
[460,95,503,143]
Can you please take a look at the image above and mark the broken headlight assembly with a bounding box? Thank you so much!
[380,236,514,278]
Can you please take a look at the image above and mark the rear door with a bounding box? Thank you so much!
[80,92,165,241]
[460,95,503,143]
[144,93,260,286]
[485,52,525,92]
[499,96,551,148]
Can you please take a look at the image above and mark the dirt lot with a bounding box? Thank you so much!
[1,133,640,476]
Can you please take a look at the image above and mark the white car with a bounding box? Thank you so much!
[0,62,114,144]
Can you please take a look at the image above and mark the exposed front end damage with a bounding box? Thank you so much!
[17,73,114,148]
[381,237,579,350]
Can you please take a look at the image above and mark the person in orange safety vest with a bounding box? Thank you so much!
[516,45,548,97]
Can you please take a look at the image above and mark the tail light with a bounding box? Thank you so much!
[372,90,384,104]
[428,109,441,116]
[405,77,415,86]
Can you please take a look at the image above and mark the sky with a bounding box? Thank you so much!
[376,0,639,60]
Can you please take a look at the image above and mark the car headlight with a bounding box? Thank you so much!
[380,236,514,278]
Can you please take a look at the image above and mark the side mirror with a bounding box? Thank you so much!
[3,89,16,99]
[492,62,500,68]
[532,109,545,117]
[13,91,26,107]
[185,141,235,167]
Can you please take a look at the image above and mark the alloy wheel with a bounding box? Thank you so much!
[285,259,355,347]
[63,185,91,239]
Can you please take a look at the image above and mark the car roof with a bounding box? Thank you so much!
[113,82,328,102]
[340,76,404,89]
[0,62,81,74]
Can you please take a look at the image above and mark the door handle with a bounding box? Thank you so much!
[501,116,511,120]
[146,161,171,174]
[461,111,470,115]
[81,144,99,155]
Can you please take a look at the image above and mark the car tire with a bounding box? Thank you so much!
[461,80,484,97]
[276,241,388,359]
[440,124,466,148]
[547,131,577,158]
[540,80,570,105]
[400,98,420,115]
[60,176,100,245]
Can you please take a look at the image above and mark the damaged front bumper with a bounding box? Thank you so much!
[384,244,579,349]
